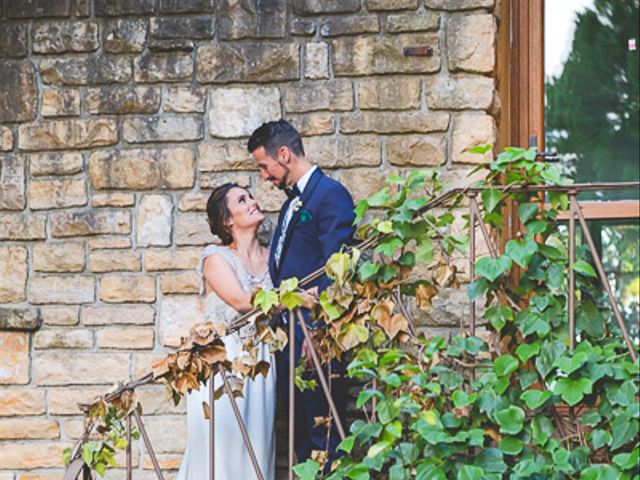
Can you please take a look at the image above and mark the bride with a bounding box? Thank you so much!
[177,183,276,480]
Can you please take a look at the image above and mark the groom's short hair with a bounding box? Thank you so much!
[247,120,305,158]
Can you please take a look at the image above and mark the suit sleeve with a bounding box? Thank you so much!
[316,183,355,291]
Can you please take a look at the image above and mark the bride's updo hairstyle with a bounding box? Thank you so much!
[206,182,241,245]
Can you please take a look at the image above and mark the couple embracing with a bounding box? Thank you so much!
[177,120,355,479]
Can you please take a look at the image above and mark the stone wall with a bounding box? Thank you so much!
[0,0,498,477]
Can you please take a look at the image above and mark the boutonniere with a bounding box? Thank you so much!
[292,197,303,212]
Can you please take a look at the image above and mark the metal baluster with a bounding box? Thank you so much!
[126,414,132,480]
[288,311,295,480]
[132,409,165,480]
[209,369,215,480]
[568,192,576,351]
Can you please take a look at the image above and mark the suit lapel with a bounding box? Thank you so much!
[270,197,292,280]
[278,168,324,268]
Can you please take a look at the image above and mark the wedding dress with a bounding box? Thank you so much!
[177,245,276,480]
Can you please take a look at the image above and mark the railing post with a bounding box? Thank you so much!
[295,309,346,441]
[288,310,295,480]
[126,413,132,480]
[568,190,577,352]
[468,192,477,337]
[571,196,638,362]
[209,369,215,480]
[132,408,165,480]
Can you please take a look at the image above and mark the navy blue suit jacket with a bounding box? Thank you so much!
[269,168,355,350]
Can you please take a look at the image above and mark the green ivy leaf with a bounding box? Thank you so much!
[481,188,502,213]
[358,261,380,282]
[475,255,512,282]
[484,305,513,332]
[469,144,492,155]
[579,465,621,480]
[493,355,518,377]
[535,340,566,378]
[590,429,613,449]
[611,414,639,450]
[467,278,488,300]
[416,238,434,263]
[553,377,593,406]
[416,464,447,480]
[337,323,369,351]
[515,341,540,363]
[518,203,539,224]
[337,435,356,454]
[353,199,368,225]
[531,415,554,446]
[280,291,303,311]
[366,187,390,207]
[319,290,343,321]
[457,465,484,480]
[572,260,597,278]
[375,238,403,257]
[499,436,524,455]
[520,390,550,409]
[505,239,538,268]
[293,459,321,480]
[554,352,588,375]
[253,289,279,314]
[613,447,640,470]
[346,463,370,480]
[452,390,477,408]
[495,406,525,435]
[474,448,507,473]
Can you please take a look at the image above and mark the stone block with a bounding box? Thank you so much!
[341,111,449,134]
[42,306,79,326]
[29,276,94,305]
[0,213,45,240]
[160,272,201,294]
[40,55,131,86]
[99,275,156,303]
[386,134,447,166]
[142,453,184,470]
[144,248,201,271]
[41,88,81,117]
[95,0,156,16]
[339,168,389,202]
[50,210,130,237]
[200,171,252,190]
[96,327,154,349]
[164,86,206,113]
[0,23,28,58]
[320,16,379,37]
[291,19,316,36]
[103,19,147,53]
[0,332,29,384]
[178,192,208,212]
[137,194,172,247]
[142,415,187,453]
[0,388,45,416]
[76,0,91,16]
[0,307,41,331]
[425,75,494,110]
[88,249,142,273]
[34,328,93,349]
[32,21,99,53]
[158,294,202,347]
[29,152,83,176]
[451,113,496,164]
[208,87,281,138]
[47,387,105,415]
[88,236,131,250]
[134,51,193,83]
[150,16,214,39]
[123,115,203,143]
[135,384,186,414]
[33,352,130,385]
[0,60,37,122]
[160,0,214,13]
[0,126,13,151]
[28,178,88,210]
[92,192,135,208]
[447,14,495,73]
[89,147,195,190]
[358,77,421,110]
[366,0,418,9]
[86,86,160,114]
[333,33,440,76]
[293,0,360,14]
[33,242,85,273]
[217,0,285,39]
[18,119,118,151]
[304,42,329,79]
[148,38,195,51]
[285,80,353,113]
[81,304,155,326]
[0,246,27,303]
[0,155,25,210]
[254,180,287,212]
[0,418,59,439]
[0,442,70,469]
[175,213,216,245]
[5,0,70,18]
[197,43,298,84]
[386,12,440,33]
[424,0,494,10]
[198,142,256,172]
[289,114,335,136]
[305,135,381,169]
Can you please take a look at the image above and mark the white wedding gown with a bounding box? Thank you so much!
[177,245,276,480]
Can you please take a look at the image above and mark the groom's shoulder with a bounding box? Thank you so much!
[318,172,352,199]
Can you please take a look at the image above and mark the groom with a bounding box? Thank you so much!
[248,120,354,465]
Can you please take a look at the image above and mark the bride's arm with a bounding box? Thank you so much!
[202,254,253,313]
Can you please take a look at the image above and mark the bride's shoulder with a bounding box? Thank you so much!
[198,245,235,273]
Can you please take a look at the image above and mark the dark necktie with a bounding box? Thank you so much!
[285,184,301,200]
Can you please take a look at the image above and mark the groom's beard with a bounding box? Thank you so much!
[270,162,290,191]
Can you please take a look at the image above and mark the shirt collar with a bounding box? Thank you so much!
[296,165,317,194]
